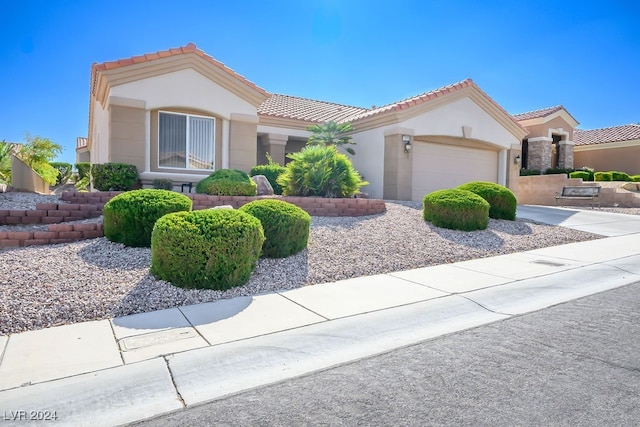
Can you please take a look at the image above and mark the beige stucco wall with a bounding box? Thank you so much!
[574,144,640,175]
[350,127,387,199]
[110,68,257,119]
[91,100,110,165]
[10,155,49,194]
[109,105,146,171]
[229,119,258,173]
[383,134,413,200]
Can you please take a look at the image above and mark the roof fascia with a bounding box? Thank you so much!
[574,139,640,151]
[517,109,579,128]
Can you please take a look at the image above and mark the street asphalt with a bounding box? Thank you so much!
[132,281,640,426]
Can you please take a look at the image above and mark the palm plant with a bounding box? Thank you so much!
[306,121,357,155]
[0,140,13,183]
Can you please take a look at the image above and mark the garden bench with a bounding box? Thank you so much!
[554,186,600,208]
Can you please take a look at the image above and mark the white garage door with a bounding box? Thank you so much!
[412,141,498,200]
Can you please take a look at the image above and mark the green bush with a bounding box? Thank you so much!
[632,175,640,182]
[103,189,192,247]
[250,156,286,195]
[423,189,489,231]
[544,168,574,175]
[520,169,541,176]
[456,181,516,221]
[195,169,257,196]
[610,171,631,181]
[594,172,613,182]
[92,163,139,191]
[152,178,173,190]
[239,199,311,258]
[75,162,91,180]
[50,162,73,185]
[150,209,265,290]
[569,171,591,181]
[277,145,368,198]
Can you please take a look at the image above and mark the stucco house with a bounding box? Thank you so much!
[79,43,530,201]
[573,124,640,174]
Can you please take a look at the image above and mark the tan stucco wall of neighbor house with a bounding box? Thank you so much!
[11,155,49,194]
[574,144,640,175]
[524,116,575,140]
[91,100,110,165]
[383,133,413,200]
[229,116,258,173]
[109,105,146,171]
[507,144,522,200]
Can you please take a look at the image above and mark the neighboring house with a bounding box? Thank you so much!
[573,124,640,174]
[81,43,529,201]
[513,105,579,172]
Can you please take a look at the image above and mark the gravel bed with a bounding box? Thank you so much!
[0,199,607,335]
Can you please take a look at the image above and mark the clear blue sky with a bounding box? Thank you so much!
[1,0,639,165]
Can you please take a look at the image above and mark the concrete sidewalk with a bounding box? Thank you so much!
[1,206,639,426]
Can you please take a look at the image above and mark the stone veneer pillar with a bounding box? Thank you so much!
[526,137,552,171]
[557,141,575,169]
[261,134,288,165]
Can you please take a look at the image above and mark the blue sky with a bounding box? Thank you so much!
[1,0,639,165]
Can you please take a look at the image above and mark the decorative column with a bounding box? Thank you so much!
[526,137,552,171]
[557,141,575,169]
[261,134,288,165]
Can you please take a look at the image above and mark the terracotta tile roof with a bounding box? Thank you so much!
[258,94,368,123]
[512,105,564,121]
[91,43,268,96]
[574,124,640,146]
[349,79,476,121]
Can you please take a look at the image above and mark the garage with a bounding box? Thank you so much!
[411,141,498,200]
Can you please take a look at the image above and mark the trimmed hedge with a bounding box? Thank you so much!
[632,175,640,182]
[50,162,73,185]
[103,189,192,247]
[75,162,91,180]
[250,163,287,195]
[196,169,257,196]
[545,168,574,175]
[152,178,173,190]
[92,163,139,191]
[594,171,613,182]
[569,171,593,181]
[610,171,632,182]
[520,169,541,176]
[456,181,517,220]
[423,189,490,231]
[239,199,311,258]
[150,209,265,290]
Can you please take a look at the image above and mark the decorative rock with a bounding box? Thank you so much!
[211,205,234,210]
[252,175,274,196]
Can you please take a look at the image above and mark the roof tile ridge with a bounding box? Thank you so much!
[266,93,368,110]
[513,104,563,117]
[576,123,640,133]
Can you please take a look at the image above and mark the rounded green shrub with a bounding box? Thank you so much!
[519,169,541,176]
[594,172,613,182]
[152,178,173,190]
[456,181,517,221]
[103,189,192,247]
[423,189,490,231]
[610,171,631,182]
[250,164,286,195]
[195,169,257,196]
[632,175,640,182]
[239,199,311,258]
[277,145,368,198]
[150,209,265,290]
[569,171,592,181]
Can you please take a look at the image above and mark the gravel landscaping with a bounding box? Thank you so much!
[2,192,637,335]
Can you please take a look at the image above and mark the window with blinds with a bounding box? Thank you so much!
[159,111,215,170]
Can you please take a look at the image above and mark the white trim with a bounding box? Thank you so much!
[548,127,569,141]
[222,119,229,169]
[498,149,507,186]
[558,140,575,146]
[144,111,151,172]
[157,110,216,172]
[574,139,640,151]
[527,136,553,143]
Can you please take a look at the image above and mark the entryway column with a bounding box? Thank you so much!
[261,134,288,165]
[557,141,575,169]
[526,137,552,171]
[383,128,414,201]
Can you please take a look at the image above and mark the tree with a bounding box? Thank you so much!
[306,121,357,155]
[0,140,13,183]
[19,134,63,185]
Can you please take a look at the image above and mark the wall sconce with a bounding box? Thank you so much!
[402,135,412,153]
[514,154,521,166]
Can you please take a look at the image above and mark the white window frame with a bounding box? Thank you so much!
[158,110,216,171]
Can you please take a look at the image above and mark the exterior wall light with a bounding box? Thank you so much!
[402,135,412,153]
[514,154,521,166]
